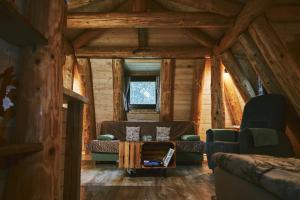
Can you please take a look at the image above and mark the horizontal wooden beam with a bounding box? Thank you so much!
[63,87,89,103]
[67,12,233,28]
[75,47,210,58]
[169,0,243,16]
[214,0,273,54]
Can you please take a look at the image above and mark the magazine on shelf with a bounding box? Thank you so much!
[162,148,175,167]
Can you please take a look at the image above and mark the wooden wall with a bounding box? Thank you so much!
[91,59,114,134]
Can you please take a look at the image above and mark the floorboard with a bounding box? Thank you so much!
[81,163,215,200]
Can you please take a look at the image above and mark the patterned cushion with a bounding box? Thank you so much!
[213,153,300,200]
[176,141,204,153]
[89,140,119,153]
[126,126,140,141]
[156,127,170,141]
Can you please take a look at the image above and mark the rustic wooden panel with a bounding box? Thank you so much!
[112,59,125,121]
[63,55,75,90]
[91,59,114,134]
[173,59,196,121]
[6,0,66,200]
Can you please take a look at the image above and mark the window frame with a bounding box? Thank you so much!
[128,76,157,110]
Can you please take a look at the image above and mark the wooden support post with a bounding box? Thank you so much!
[214,0,273,54]
[76,58,96,155]
[112,59,125,121]
[224,73,243,125]
[249,16,300,116]
[211,56,225,129]
[220,50,256,101]
[191,59,206,133]
[63,100,84,200]
[160,59,175,121]
[133,0,148,48]
[6,0,66,199]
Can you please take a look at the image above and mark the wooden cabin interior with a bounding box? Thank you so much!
[1,0,300,199]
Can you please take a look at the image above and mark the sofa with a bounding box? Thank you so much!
[206,94,294,169]
[213,153,300,200]
[89,121,204,164]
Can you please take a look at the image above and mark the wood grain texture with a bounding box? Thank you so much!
[220,50,256,101]
[191,59,206,133]
[183,28,215,48]
[160,59,175,121]
[249,16,300,116]
[5,0,66,199]
[266,5,300,22]
[67,12,234,28]
[76,58,96,154]
[168,0,242,16]
[72,29,106,49]
[224,73,243,125]
[76,47,209,58]
[0,143,43,157]
[211,56,225,129]
[112,59,125,121]
[215,0,273,54]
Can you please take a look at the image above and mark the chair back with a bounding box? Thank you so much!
[240,94,286,132]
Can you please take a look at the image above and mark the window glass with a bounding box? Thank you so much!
[130,81,156,105]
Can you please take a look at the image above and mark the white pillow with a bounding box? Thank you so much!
[156,127,170,141]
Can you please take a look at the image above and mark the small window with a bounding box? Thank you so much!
[129,76,157,109]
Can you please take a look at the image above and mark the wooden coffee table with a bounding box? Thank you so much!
[118,141,176,171]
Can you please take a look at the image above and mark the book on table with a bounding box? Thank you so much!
[162,148,175,167]
[142,148,175,167]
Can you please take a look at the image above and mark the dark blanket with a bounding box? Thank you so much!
[213,153,300,200]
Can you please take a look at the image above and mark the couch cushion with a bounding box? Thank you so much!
[213,153,300,200]
[90,140,119,153]
[176,141,204,153]
[97,134,115,140]
[126,126,140,141]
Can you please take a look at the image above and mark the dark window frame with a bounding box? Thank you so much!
[128,76,157,110]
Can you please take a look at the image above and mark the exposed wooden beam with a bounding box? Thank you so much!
[191,59,206,133]
[266,5,300,22]
[75,47,210,58]
[112,59,126,121]
[132,0,148,48]
[68,0,96,10]
[160,59,175,121]
[220,50,256,101]
[72,29,106,49]
[239,32,282,93]
[138,28,148,47]
[169,0,243,17]
[132,0,147,12]
[63,37,74,55]
[224,73,243,125]
[214,0,273,54]
[183,28,215,48]
[67,12,234,29]
[211,56,225,128]
[249,16,300,116]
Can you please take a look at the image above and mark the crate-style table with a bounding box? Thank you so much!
[118,141,176,169]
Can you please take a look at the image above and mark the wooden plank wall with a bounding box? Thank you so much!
[91,59,114,135]
[63,55,75,90]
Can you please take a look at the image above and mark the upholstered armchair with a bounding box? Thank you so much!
[206,94,294,169]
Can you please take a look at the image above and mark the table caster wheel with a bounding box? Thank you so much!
[127,169,136,176]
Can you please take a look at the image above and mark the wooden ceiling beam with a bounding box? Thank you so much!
[68,0,96,10]
[132,0,148,48]
[220,50,256,101]
[67,12,233,29]
[266,5,300,22]
[72,29,106,49]
[214,0,274,55]
[168,0,243,17]
[75,47,210,58]
[183,28,215,48]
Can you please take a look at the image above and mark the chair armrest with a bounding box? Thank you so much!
[206,129,239,142]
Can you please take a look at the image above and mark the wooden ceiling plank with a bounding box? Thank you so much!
[214,0,274,55]
[168,0,243,17]
[75,47,209,58]
[67,12,234,29]
[266,5,300,22]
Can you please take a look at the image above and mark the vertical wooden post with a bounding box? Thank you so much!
[160,59,175,121]
[191,59,205,133]
[112,59,125,121]
[6,0,66,199]
[220,50,256,101]
[76,58,96,154]
[224,73,243,125]
[211,56,225,129]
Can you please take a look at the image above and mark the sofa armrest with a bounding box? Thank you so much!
[206,129,239,142]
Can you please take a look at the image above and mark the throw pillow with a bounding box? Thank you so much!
[97,134,115,140]
[156,127,170,141]
[181,135,200,141]
[126,126,140,141]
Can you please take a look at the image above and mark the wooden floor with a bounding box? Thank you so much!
[80,162,215,200]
